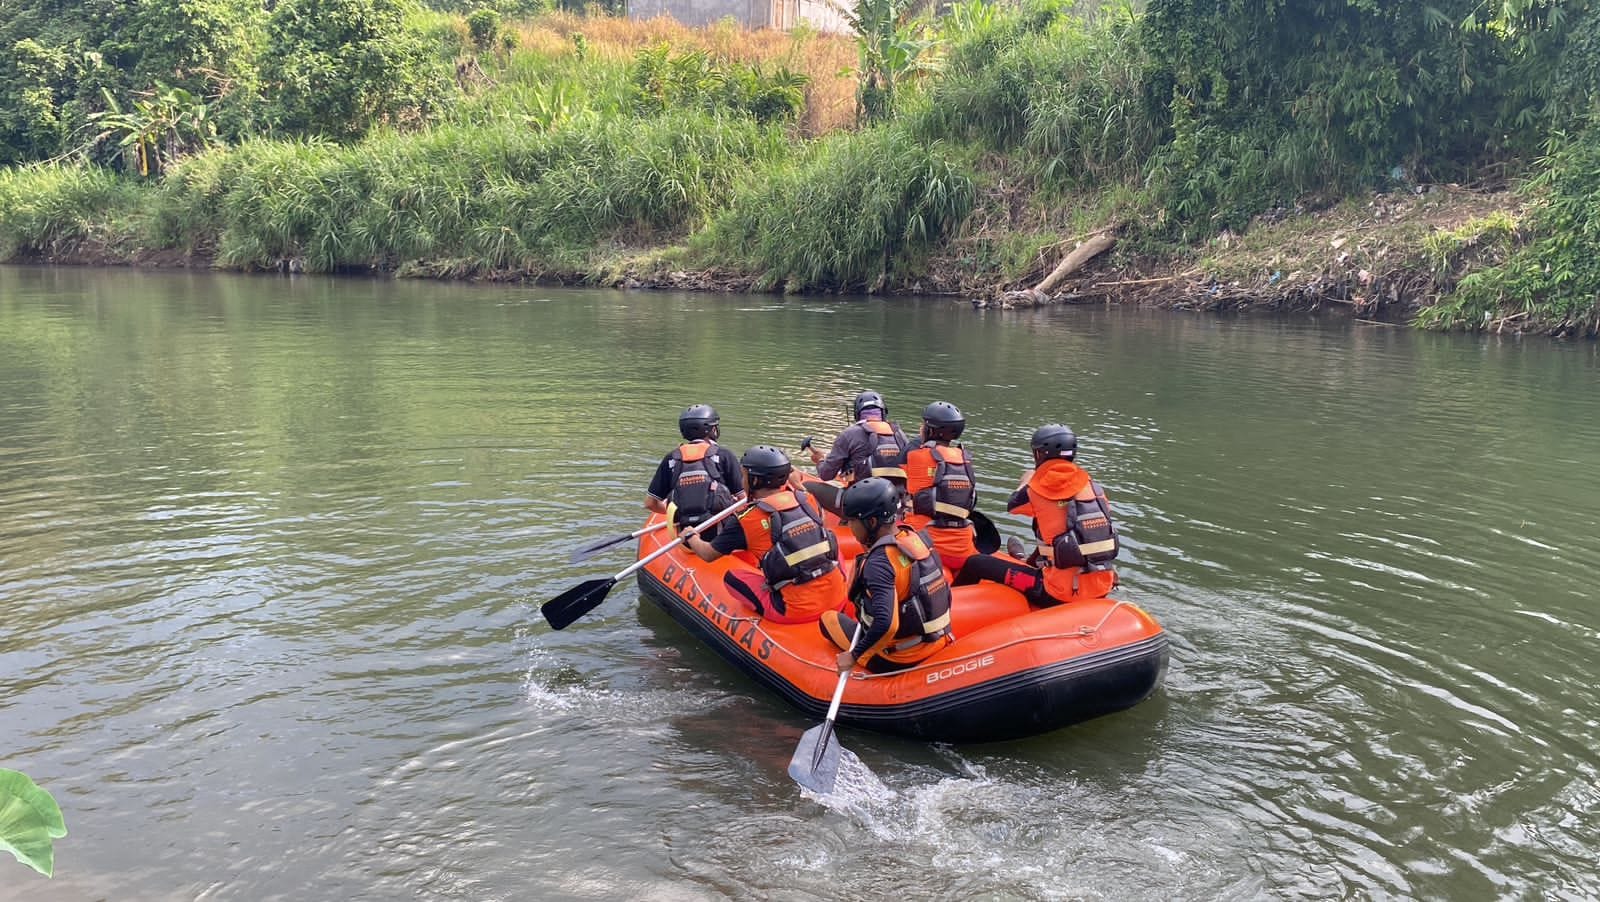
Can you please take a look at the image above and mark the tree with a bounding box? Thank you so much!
[1142,0,1513,176]
[0,0,261,165]
[88,85,218,177]
[841,0,936,124]
[260,0,448,138]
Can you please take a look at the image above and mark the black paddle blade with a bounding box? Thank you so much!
[801,479,844,516]
[971,511,1002,555]
[569,532,636,564]
[788,722,843,794]
[541,577,618,630]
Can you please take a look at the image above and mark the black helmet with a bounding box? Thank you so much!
[1030,423,1077,462]
[678,404,720,441]
[841,476,899,525]
[921,401,965,441]
[740,444,792,489]
[853,390,887,420]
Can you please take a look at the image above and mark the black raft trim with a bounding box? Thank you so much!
[638,568,1168,744]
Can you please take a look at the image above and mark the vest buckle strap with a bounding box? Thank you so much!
[890,635,927,652]
[783,540,831,566]
[1078,538,1117,557]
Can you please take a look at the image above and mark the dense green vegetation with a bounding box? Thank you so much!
[1,0,1598,333]
[700,125,972,290]
[153,115,786,273]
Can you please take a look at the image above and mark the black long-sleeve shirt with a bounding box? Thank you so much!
[849,546,898,659]
[817,420,908,483]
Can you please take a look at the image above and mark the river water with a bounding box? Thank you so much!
[2,264,1597,900]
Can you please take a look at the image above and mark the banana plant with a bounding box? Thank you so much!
[0,769,67,878]
[87,84,218,177]
[835,0,939,124]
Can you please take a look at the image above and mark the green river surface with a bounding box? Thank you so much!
[2,264,1598,901]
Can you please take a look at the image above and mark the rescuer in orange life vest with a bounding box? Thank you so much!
[682,445,849,624]
[646,404,744,530]
[953,424,1119,605]
[820,477,954,674]
[808,390,909,491]
[898,401,980,574]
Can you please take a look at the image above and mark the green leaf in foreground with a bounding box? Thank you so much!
[0,768,68,878]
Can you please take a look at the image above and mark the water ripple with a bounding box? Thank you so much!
[4,270,1599,899]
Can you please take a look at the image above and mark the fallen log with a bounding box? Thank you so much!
[1033,232,1116,299]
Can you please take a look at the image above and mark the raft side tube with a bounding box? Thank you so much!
[637,567,1169,743]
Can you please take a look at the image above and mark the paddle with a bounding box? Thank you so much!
[798,435,831,469]
[970,509,1002,554]
[568,521,671,564]
[787,624,861,795]
[541,500,747,631]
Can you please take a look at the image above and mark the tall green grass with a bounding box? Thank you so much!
[0,165,147,260]
[909,0,1157,190]
[699,124,974,291]
[150,113,787,273]
[449,43,635,129]
[1134,94,1345,243]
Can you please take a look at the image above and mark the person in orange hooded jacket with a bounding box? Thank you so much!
[953,424,1119,604]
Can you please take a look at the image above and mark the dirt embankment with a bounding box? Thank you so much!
[598,185,1525,318]
[25,185,1526,331]
[959,185,1523,324]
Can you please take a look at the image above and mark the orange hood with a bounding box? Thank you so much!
[1028,459,1090,501]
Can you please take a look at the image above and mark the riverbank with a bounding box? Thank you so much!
[4,4,1597,338]
[10,180,1549,333]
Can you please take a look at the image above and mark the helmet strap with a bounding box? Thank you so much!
[862,515,892,540]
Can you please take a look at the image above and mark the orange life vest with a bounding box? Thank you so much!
[849,527,953,663]
[750,490,839,591]
[904,442,979,566]
[860,419,908,484]
[1015,460,1118,601]
[907,443,975,527]
[668,441,733,526]
[737,490,845,621]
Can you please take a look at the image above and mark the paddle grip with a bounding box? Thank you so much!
[608,497,748,582]
[824,622,863,722]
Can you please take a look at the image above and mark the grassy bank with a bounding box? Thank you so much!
[1,4,1596,337]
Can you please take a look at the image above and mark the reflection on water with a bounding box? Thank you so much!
[2,265,1598,900]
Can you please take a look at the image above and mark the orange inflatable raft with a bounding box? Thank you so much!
[635,512,1168,743]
